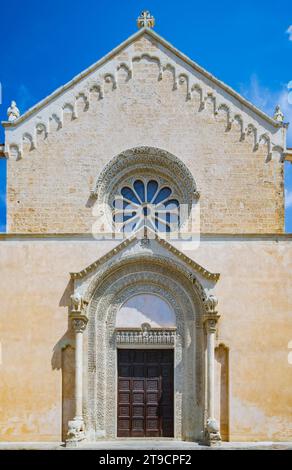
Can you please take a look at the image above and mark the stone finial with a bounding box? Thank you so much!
[7,100,20,122]
[137,10,155,29]
[274,105,284,123]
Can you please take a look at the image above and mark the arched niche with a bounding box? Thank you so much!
[116,293,176,328]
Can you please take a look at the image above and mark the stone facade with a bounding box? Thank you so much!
[4,31,286,234]
[0,236,292,442]
[0,22,291,445]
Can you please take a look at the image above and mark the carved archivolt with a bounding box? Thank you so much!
[79,252,213,309]
[92,147,197,212]
[84,258,206,440]
[4,44,285,160]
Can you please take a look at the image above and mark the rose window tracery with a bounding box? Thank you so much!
[112,178,180,233]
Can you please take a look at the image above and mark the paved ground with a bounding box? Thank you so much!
[0,440,292,450]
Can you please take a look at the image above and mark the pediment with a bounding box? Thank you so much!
[70,231,220,302]
[3,28,286,160]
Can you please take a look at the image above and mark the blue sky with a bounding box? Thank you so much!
[1,0,292,232]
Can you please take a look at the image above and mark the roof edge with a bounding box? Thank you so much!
[2,27,283,130]
[69,230,220,282]
[2,27,147,128]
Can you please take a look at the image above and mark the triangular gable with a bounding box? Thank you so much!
[3,27,286,159]
[70,231,220,282]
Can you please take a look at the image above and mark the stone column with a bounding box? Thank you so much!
[204,297,221,446]
[206,319,216,420]
[66,313,88,448]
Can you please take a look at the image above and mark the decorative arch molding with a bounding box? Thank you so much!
[84,258,206,440]
[78,252,211,315]
[91,146,198,205]
[4,38,285,160]
[66,236,221,446]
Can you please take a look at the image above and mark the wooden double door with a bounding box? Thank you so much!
[117,349,174,437]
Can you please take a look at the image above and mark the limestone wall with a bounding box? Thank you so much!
[6,35,284,234]
[0,236,291,442]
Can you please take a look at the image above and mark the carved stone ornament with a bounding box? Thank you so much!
[66,418,85,447]
[204,295,218,314]
[4,27,285,161]
[274,105,284,123]
[205,417,222,446]
[137,11,155,29]
[71,316,88,333]
[203,296,220,332]
[70,292,88,313]
[7,101,20,122]
[116,324,177,345]
[93,147,196,208]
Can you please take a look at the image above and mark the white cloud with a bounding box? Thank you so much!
[287,25,292,41]
[286,189,292,209]
[240,74,292,147]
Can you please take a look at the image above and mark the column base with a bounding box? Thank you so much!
[65,417,86,448]
[204,418,222,447]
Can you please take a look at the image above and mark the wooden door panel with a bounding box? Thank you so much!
[117,349,174,437]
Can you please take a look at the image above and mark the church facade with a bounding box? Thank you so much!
[1,13,292,446]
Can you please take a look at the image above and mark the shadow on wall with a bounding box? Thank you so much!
[51,277,75,441]
[215,344,229,441]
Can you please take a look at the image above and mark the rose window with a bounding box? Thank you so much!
[113,179,180,233]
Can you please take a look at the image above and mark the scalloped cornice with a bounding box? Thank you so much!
[2,28,287,160]
[70,230,220,282]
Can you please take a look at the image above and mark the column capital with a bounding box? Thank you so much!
[71,314,88,333]
[203,295,220,332]
[204,317,218,333]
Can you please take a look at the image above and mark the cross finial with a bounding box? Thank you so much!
[137,10,155,29]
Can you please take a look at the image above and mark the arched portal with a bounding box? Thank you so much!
[83,256,207,442]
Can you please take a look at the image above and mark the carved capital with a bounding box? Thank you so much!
[204,318,218,334]
[203,296,220,333]
[71,315,88,333]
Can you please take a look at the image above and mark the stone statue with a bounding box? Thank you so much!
[7,101,20,122]
[273,105,284,123]
[204,295,218,313]
[206,417,221,445]
[71,292,84,312]
[66,418,85,447]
